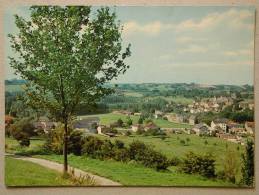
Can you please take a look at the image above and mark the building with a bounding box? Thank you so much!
[34,116,56,133]
[245,122,255,134]
[154,110,163,119]
[188,115,196,125]
[131,124,142,132]
[192,123,210,136]
[144,122,159,131]
[74,117,100,133]
[211,118,229,133]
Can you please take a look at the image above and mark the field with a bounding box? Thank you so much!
[6,132,243,186]
[37,154,234,186]
[80,113,193,128]
[5,156,72,186]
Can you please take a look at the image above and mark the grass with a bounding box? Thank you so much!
[80,113,192,128]
[5,136,45,155]
[36,154,235,186]
[5,132,244,186]
[5,156,73,186]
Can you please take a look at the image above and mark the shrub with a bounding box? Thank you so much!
[43,124,64,154]
[141,148,169,170]
[100,140,114,159]
[68,130,84,155]
[180,151,216,178]
[129,140,169,170]
[9,117,36,146]
[117,118,124,127]
[223,149,239,183]
[114,140,124,149]
[81,136,104,158]
[204,140,208,145]
[136,128,145,135]
[125,130,132,136]
[19,137,30,147]
[114,148,130,162]
[169,156,181,166]
[180,139,186,145]
[128,141,148,160]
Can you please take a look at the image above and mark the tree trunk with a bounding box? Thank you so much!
[63,121,68,173]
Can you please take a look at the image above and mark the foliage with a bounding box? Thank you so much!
[43,124,64,154]
[126,116,133,126]
[68,130,84,155]
[180,151,216,178]
[9,5,131,172]
[222,148,239,183]
[9,117,36,146]
[117,118,124,127]
[241,139,254,186]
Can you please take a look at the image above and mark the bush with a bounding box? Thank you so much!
[19,137,30,147]
[114,148,130,162]
[169,156,181,166]
[125,130,132,136]
[68,130,83,155]
[180,152,216,178]
[114,140,124,149]
[180,139,186,145]
[141,148,169,170]
[129,140,169,170]
[9,117,36,146]
[222,149,239,183]
[117,118,124,127]
[43,124,64,154]
[81,136,104,158]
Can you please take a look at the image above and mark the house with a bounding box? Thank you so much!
[228,122,245,135]
[134,112,142,116]
[189,115,196,125]
[34,121,56,133]
[245,122,255,134]
[144,122,159,131]
[131,124,142,132]
[97,125,116,137]
[192,123,210,136]
[73,117,100,133]
[211,118,229,133]
[154,110,163,119]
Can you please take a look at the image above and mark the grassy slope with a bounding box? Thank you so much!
[80,113,192,128]
[5,156,72,186]
[37,154,235,186]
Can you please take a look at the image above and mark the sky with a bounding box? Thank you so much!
[4,6,255,85]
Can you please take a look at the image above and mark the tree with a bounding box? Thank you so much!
[9,117,36,146]
[117,118,123,127]
[138,116,144,124]
[241,139,254,186]
[9,6,131,173]
[126,116,133,126]
[223,148,239,183]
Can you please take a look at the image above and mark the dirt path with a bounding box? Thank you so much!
[8,154,121,186]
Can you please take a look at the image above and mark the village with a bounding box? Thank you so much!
[22,96,254,146]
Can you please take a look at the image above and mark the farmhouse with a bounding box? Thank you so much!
[34,116,56,133]
[144,122,159,131]
[245,122,255,134]
[131,124,142,132]
[154,110,164,119]
[73,117,100,133]
[211,118,229,133]
[192,123,210,136]
[188,115,196,125]
[97,125,116,137]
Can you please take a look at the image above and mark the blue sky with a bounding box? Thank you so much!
[4,6,255,85]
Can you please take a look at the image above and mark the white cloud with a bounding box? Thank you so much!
[122,8,254,37]
[123,21,167,36]
[175,8,254,32]
[176,36,207,44]
[223,49,253,57]
[178,45,208,54]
